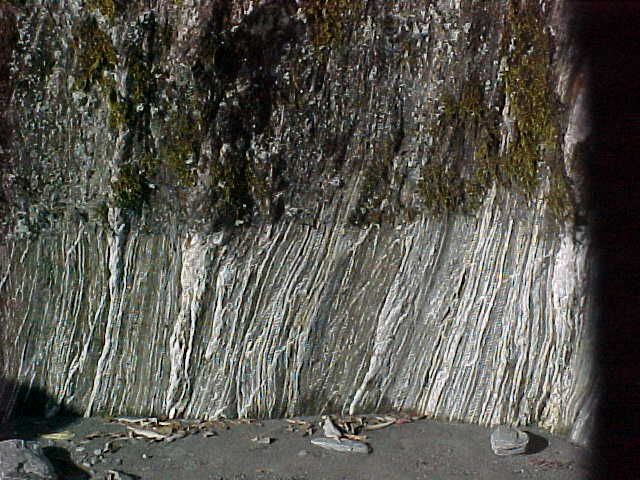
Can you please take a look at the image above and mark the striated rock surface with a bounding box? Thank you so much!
[0,0,595,445]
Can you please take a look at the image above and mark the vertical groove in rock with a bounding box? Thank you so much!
[85,218,127,416]
[166,233,212,418]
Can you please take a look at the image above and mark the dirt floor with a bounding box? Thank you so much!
[6,414,595,480]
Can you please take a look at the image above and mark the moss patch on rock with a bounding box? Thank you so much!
[111,162,152,212]
[86,0,120,23]
[210,153,253,226]
[419,79,500,215]
[303,0,364,48]
[106,85,127,130]
[160,109,199,187]
[126,50,154,107]
[417,1,573,222]
[349,136,397,226]
[419,163,464,215]
[72,17,116,91]
[501,0,561,198]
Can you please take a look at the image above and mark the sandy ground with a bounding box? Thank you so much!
[7,414,595,480]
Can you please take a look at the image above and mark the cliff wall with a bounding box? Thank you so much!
[0,0,595,445]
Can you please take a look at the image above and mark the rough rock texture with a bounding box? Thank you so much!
[0,0,595,445]
[0,439,57,480]
[490,425,529,456]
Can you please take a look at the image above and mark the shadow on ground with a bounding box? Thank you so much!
[42,446,90,480]
[1,376,87,479]
[524,430,549,454]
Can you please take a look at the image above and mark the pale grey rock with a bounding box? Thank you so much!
[0,439,57,479]
[310,437,371,454]
[251,436,273,445]
[321,417,342,439]
[103,471,136,480]
[164,431,187,443]
[490,425,529,456]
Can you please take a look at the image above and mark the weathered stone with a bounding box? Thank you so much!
[310,437,371,454]
[490,425,529,456]
[104,471,136,480]
[0,439,56,479]
[321,417,342,439]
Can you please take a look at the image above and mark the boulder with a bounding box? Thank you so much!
[0,439,57,479]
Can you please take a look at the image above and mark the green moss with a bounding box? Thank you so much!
[73,18,116,91]
[545,139,588,223]
[165,142,196,186]
[469,131,499,203]
[127,53,153,106]
[546,169,572,223]
[303,0,364,48]
[420,79,498,215]
[355,79,496,223]
[96,32,157,135]
[104,84,127,129]
[210,153,253,225]
[349,136,397,226]
[111,163,151,211]
[86,0,118,23]
[417,2,572,222]
[98,34,157,134]
[459,82,485,121]
[437,82,486,128]
[418,163,463,215]
[498,0,575,222]
[161,111,199,187]
[246,164,269,201]
[501,0,560,197]
[440,93,460,123]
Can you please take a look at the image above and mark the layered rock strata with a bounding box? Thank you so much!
[0,0,595,446]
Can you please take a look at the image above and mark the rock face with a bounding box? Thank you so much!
[0,0,595,445]
[0,439,57,480]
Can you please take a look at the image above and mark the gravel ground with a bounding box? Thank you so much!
[6,414,595,480]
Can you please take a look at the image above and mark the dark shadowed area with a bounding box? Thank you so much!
[0,376,85,478]
[574,1,640,478]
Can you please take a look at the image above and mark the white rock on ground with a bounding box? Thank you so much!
[490,425,529,456]
[310,437,371,454]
